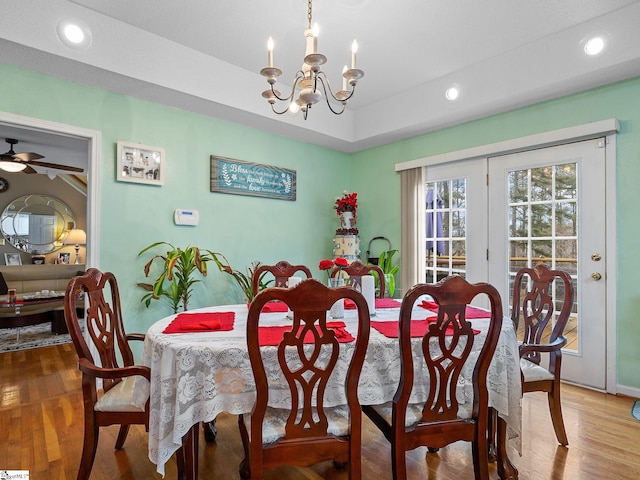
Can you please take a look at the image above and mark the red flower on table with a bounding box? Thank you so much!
[318,259,334,271]
[334,258,349,268]
[319,258,349,283]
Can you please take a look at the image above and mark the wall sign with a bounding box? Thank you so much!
[210,156,296,201]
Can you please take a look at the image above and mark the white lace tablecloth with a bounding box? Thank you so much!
[134,303,522,476]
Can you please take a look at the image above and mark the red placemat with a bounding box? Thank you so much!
[371,319,480,338]
[344,297,402,310]
[260,301,288,312]
[419,300,491,318]
[258,321,354,346]
[163,312,235,334]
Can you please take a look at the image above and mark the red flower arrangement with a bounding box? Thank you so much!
[334,191,358,215]
[318,258,349,282]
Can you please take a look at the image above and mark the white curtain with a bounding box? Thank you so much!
[400,167,425,295]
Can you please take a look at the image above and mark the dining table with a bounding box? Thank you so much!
[133,297,522,479]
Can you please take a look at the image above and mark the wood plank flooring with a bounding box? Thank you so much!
[1,343,639,479]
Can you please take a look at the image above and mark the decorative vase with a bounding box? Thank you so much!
[328,278,345,319]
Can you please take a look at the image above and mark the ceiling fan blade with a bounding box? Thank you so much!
[25,160,84,172]
[13,152,45,161]
[22,165,38,174]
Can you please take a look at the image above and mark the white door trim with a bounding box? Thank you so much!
[397,119,619,394]
[0,110,101,270]
[395,118,619,171]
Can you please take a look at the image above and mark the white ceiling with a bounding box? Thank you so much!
[0,0,640,162]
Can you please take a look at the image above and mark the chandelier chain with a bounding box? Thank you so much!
[307,0,313,29]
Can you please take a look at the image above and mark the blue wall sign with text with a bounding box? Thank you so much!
[210,156,297,201]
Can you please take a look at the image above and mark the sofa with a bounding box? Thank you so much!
[0,264,85,295]
[0,264,85,333]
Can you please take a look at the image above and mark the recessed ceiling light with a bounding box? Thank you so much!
[584,36,605,56]
[445,86,460,101]
[56,19,92,50]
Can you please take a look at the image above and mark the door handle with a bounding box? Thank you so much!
[591,272,602,281]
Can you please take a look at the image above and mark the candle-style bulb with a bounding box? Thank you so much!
[312,23,319,53]
[351,40,358,69]
[267,36,274,67]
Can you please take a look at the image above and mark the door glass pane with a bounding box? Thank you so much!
[425,179,467,283]
[507,163,578,352]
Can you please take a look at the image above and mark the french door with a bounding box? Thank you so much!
[423,139,608,389]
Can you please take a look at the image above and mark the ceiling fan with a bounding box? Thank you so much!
[0,138,84,174]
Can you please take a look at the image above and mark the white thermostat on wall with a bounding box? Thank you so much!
[174,208,199,226]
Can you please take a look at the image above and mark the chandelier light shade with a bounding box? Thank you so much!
[260,0,364,120]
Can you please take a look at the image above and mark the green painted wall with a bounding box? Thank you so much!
[0,63,350,326]
[1,63,638,391]
[352,76,640,391]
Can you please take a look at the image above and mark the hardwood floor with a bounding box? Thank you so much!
[2,343,639,479]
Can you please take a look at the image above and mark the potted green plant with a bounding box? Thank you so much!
[369,249,400,297]
[137,241,231,313]
[222,261,272,303]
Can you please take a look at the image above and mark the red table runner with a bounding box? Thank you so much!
[419,300,491,318]
[258,321,354,346]
[344,297,402,310]
[371,318,481,338]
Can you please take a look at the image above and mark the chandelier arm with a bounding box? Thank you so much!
[270,71,305,102]
[315,76,347,115]
[315,72,357,103]
[337,84,357,102]
[270,104,293,116]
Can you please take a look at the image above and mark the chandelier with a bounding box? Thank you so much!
[260,0,364,120]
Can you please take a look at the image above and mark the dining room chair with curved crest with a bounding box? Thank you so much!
[330,259,386,298]
[251,260,312,295]
[511,263,574,446]
[64,268,153,480]
[238,278,370,479]
[362,275,504,480]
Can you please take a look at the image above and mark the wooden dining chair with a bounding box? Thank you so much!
[362,275,504,480]
[251,260,312,296]
[64,268,152,480]
[239,278,370,479]
[330,259,386,298]
[511,263,574,446]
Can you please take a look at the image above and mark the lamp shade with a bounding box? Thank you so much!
[63,228,86,245]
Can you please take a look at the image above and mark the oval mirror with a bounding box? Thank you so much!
[0,194,75,254]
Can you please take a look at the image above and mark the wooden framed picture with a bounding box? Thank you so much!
[4,253,21,266]
[116,141,165,186]
[58,252,71,264]
[210,155,296,201]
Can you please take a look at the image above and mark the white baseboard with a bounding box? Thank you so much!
[616,384,640,399]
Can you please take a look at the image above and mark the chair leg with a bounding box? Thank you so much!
[177,423,199,480]
[548,385,568,446]
[496,416,518,480]
[391,438,406,480]
[114,424,130,450]
[471,436,490,480]
[487,408,497,462]
[237,415,251,479]
[203,419,217,443]
[77,421,99,480]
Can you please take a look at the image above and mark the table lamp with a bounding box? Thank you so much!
[63,228,86,264]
